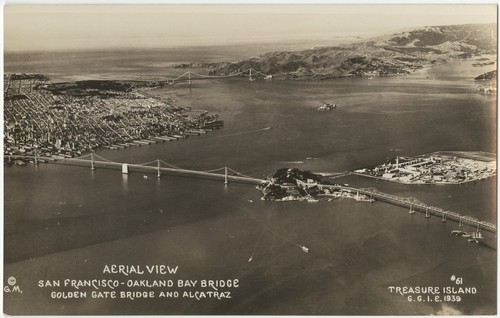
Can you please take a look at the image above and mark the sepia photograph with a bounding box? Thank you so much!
[3,3,497,315]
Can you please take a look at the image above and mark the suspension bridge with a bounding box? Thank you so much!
[6,153,496,235]
[164,68,272,85]
[6,154,265,185]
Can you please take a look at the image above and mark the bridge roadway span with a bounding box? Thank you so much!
[7,155,265,185]
[7,155,496,234]
[326,185,496,234]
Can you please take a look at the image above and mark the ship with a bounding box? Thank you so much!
[317,103,337,111]
[202,119,224,129]
[278,195,301,202]
[354,196,375,203]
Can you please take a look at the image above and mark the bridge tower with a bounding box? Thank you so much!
[425,206,430,218]
[409,202,415,214]
[476,223,484,239]
[249,69,254,81]
[188,72,192,86]
[224,167,228,185]
[157,159,161,178]
[90,152,95,171]
[459,215,463,229]
[442,211,447,222]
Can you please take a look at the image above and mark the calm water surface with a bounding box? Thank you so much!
[4,54,497,314]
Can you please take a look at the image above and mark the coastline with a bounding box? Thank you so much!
[351,151,496,185]
[3,74,224,162]
[350,171,497,185]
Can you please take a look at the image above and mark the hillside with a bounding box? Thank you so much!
[475,70,496,81]
[208,24,497,80]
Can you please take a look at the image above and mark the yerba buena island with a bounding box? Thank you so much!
[4,8,497,316]
[4,24,496,246]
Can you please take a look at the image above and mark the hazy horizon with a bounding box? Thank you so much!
[4,4,497,53]
[3,36,371,55]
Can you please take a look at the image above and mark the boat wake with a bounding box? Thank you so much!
[212,126,272,139]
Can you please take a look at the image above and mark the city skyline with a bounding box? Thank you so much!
[4,4,497,52]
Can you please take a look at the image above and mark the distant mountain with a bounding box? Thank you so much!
[208,24,497,80]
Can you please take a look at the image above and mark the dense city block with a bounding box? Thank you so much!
[4,74,223,163]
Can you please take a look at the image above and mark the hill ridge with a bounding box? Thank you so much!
[206,23,496,80]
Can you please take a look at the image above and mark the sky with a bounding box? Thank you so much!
[4,4,498,52]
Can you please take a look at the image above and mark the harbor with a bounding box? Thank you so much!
[4,36,497,315]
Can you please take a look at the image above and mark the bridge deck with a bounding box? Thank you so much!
[6,155,496,233]
[323,185,496,233]
[6,155,265,185]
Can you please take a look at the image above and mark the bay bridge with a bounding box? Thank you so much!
[320,184,496,234]
[6,154,496,235]
[164,68,272,85]
[6,154,265,185]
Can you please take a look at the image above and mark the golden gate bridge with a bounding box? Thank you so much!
[165,68,272,85]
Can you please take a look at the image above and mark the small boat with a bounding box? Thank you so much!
[301,246,309,253]
[143,175,149,179]
[317,103,337,111]
[279,195,300,202]
[354,196,375,203]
